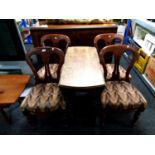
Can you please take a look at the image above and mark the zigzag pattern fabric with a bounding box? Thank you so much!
[101,81,147,110]
[20,83,66,112]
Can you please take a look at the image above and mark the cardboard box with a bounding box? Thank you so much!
[144,56,155,87]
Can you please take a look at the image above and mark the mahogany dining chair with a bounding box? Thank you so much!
[41,34,71,53]
[99,44,147,126]
[39,34,71,81]
[94,33,132,81]
[20,47,66,122]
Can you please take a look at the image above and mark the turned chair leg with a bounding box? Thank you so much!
[23,110,37,127]
[100,108,107,127]
[0,107,11,123]
[102,112,106,126]
[131,108,144,126]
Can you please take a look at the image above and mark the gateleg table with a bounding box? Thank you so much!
[59,46,105,124]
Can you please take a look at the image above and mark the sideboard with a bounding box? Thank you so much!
[30,24,118,47]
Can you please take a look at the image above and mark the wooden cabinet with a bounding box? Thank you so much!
[30,24,117,47]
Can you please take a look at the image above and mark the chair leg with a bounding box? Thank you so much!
[101,109,107,126]
[23,110,37,127]
[0,107,11,123]
[98,107,106,127]
[131,108,144,126]
[61,109,68,127]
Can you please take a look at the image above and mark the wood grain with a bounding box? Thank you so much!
[0,75,30,105]
[59,46,105,88]
[30,24,117,47]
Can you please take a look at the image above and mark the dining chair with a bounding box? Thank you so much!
[94,33,123,54]
[99,44,147,126]
[94,33,132,81]
[39,34,71,82]
[41,34,71,53]
[20,47,66,116]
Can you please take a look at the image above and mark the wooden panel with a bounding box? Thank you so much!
[59,47,105,88]
[0,75,30,105]
[30,24,117,47]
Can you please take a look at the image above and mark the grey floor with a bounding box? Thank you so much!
[0,45,155,135]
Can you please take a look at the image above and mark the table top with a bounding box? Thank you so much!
[59,46,105,88]
[0,74,30,105]
[31,23,117,30]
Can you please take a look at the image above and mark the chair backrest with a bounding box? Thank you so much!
[94,33,123,63]
[25,47,64,84]
[99,45,138,82]
[94,33,123,52]
[40,34,71,53]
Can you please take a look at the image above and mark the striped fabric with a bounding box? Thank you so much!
[20,83,66,112]
[101,81,147,110]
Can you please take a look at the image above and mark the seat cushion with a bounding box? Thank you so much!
[20,83,66,112]
[37,64,58,80]
[101,81,147,110]
[106,64,132,80]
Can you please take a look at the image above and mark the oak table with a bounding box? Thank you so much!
[59,46,105,124]
[0,74,30,122]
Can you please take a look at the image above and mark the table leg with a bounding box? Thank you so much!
[90,88,104,126]
[60,88,74,125]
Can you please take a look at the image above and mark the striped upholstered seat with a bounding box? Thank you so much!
[20,83,65,112]
[101,81,147,110]
[99,45,147,125]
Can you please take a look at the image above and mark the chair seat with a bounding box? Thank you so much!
[106,64,132,80]
[37,64,58,80]
[101,81,147,110]
[20,83,66,112]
